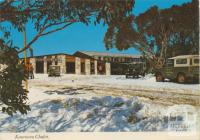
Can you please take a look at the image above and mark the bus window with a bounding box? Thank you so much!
[166,59,174,66]
[190,59,192,65]
[194,58,199,64]
[176,59,187,64]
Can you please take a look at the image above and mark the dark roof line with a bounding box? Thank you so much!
[21,51,141,59]
[75,51,142,58]
[22,53,74,59]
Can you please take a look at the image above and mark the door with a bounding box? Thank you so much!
[36,61,44,73]
[164,59,174,78]
[66,62,75,74]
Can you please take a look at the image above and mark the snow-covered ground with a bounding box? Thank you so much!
[0,74,199,132]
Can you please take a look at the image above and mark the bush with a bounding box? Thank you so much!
[0,40,30,115]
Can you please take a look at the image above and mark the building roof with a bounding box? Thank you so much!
[22,53,74,59]
[21,51,142,59]
[169,55,199,59]
[74,51,142,58]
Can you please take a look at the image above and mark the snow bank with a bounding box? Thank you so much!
[0,96,196,132]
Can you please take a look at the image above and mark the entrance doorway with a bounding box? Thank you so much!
[36,61,44,73]
[81,62,85,74]
[97,61,105,75]
[90,62,95,74]
[66,62,75,74]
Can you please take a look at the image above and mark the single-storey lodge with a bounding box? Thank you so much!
[25,51,144,75]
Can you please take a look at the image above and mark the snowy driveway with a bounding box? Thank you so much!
[29,74,200,106]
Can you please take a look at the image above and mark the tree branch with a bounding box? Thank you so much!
[40,22,73,37]
[43,19,77,30]
[17,22,75,54]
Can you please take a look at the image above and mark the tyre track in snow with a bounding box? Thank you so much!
[32,83,200,106]
[29,74,200,106]
[75,84,200,106]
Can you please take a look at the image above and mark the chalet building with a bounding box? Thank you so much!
[74,51,144,75]
[25,53,111,75]
[24,51,144,75]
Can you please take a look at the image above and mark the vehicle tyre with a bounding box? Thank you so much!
[142,73,145,77]
[196,78,200,84]
[187,77,194,84]
[156,74,164,82]
[176,73,186,83]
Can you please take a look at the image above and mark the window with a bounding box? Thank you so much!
[190,59,192,65]
[194,59,199,64]
[176,59,187,64]
[133,58,139,62]
[166,59,174,66]
[104,57,108,61]
[94,56,98,59]
[110,57,113,62]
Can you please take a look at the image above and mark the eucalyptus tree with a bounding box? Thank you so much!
[104,0,198,69]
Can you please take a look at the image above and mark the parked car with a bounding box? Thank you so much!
[48,65,61,77]
[125,62,146,79]
[155,55,199,83]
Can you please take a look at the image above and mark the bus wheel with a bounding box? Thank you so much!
[156,74,164,82]
[177,73,186,83]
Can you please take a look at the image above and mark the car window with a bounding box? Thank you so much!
[176,59,187,64]
[166,59,174,66]
[190,59,192,65]
[194,58,199,64]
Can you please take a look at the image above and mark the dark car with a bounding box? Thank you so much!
[48,65,61,77]
[125,63,146,79]
[155,55,199,83]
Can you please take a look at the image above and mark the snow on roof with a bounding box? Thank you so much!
[169,55,199,59]
[77,51,142,58]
